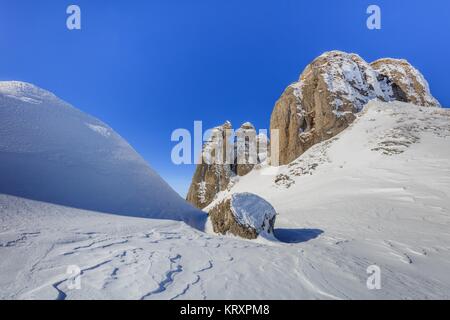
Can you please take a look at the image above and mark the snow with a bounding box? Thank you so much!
[0,81,58,104]
[0,81,204,226]
[2,91,450,299]
[0,193,309,300]
[240,122,254,129]
[230,193,276,234]
[85,123,111,138]
[318,51,390,111]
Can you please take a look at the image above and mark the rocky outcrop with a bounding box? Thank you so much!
[186,122,269,209]
[235,122,258,176]
[371,58,441,108]
[186,121,234,209]
[208,193,276,239]
[270,51,440,165]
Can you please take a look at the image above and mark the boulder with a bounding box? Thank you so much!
[208,193,276,239]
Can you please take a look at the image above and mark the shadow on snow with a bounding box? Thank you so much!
[274,228,324,243]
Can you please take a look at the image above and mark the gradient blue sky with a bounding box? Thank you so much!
[1,0,449,196]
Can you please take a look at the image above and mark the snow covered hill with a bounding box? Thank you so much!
[0,81,203,225]
[1,99,450,299]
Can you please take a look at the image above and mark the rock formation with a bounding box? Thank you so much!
[186,121,268,209]
[208,193,276,239]
[270,51,441,165]
[371,58,441,108]
[186,121,234,209]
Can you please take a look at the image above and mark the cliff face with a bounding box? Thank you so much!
[186,121,234,209]
[270,51,441,165]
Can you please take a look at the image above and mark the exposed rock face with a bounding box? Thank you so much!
[371,58,441,108]
[270,51,440,165]
[208,193,276,239]
[186,121,234,209]
[235,122,257,176]
[186,122,269,209]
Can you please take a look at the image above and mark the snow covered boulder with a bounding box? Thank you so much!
[208,193,276,239]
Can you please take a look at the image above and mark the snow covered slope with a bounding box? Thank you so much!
[2,100,450,299]
[0,193,325,300]
[0,81,203,225]
[206,100,450,298]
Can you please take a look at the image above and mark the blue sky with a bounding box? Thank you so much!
[1,0,449,196]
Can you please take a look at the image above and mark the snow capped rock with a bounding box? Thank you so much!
[0,81,202,225]
[240,122,255,130]
[270,51,441,165]
[231,193,276,234]
[371,58,441,108]
[186,121,269,209]
[186,121,235,209]
[208,192,276,239]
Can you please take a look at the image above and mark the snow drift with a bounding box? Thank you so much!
[0,81,203,225]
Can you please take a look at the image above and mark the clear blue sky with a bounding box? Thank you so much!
[1,0,449,196]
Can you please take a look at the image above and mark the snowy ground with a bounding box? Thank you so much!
[1,101,450,299]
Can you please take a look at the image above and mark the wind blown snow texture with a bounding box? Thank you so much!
[2,99,450,299]
[0,81,204,226]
